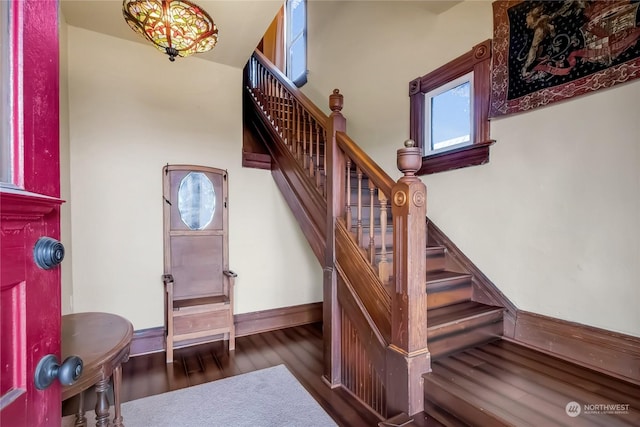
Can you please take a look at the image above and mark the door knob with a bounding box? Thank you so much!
[34,354,83,390]
[33,237,65,269]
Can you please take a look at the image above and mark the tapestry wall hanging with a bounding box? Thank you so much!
[490,0,640,117]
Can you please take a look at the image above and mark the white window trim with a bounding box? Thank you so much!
[1,1,22,187]
[424,71,474,156]
[284,0,307,87]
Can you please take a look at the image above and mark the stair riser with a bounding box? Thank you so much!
[426,247,446,272]
[427,312,503,359]
[427,284,472,309]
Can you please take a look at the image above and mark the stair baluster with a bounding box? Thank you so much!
[378,192,389,283]
[345,159,352,232]
[356,167,363,245]
[307,115,313,170]
[368,180,375,264]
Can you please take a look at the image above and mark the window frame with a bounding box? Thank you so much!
[424,71,474,155]
[409,39,493,175]
[285,0,307,87]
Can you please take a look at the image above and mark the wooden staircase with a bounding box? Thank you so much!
[349,175,505,361]
[243,50,640,426]
[424,245,503,359]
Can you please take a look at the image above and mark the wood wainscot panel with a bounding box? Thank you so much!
[513,311,640,385]
[335,219,391,343]
[129,302,323,356]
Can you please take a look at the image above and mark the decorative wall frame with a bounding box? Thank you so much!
[490,0,640,117]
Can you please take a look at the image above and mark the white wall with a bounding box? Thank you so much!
[66,26,321,330]
[59,11,73,314]
[303,1,640,337]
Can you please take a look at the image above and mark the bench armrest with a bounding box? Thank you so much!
[223,270,237,278]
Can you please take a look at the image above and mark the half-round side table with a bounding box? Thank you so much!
[62,312,133,427]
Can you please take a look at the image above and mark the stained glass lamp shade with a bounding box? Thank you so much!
[122,0,218,62]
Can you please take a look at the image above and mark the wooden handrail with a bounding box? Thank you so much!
[252,50,329,127]
[336,131,394,197]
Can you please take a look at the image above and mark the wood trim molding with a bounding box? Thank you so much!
[129,327,165,357]
[512,311,640,385]
[242,151,271,170]
[234,302,323,337]
[0,188,62,220]
[129,302,323,357]
[409,39,494,176]
[417,140,493,176]
[242,91,273,171]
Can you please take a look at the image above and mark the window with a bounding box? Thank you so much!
[285,0,307,87]
[409,40,493,175]
[0,1,12,184]
[425,72,473,155]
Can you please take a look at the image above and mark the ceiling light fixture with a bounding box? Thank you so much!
[122,0,218,62]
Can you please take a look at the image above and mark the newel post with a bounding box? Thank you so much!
[386,139,429,416]
[323,89,346,387]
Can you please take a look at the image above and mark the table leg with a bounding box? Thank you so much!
[74,391,87,427]
[112,364,125,427]
[94,377,111,427]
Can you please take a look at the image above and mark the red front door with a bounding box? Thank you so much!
[1,1,62,426]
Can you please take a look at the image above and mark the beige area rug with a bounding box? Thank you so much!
[62,365,336,427]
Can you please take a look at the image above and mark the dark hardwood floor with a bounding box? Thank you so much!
[62,323,382,426]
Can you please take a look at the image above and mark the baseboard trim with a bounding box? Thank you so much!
[129,302,323,357]
[513,311,640,385]
[235,302,323,337]
[130,327,165,357]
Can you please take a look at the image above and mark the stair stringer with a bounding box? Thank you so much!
[246,88,327,264]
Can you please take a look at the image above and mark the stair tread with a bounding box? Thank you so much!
[424,340,640,426]
[379,411,446,427]
[427,301,502,327]
[427,270,471,284]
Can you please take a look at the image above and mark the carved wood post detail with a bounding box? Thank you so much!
[386,139,429,416]
[324,89,347,386]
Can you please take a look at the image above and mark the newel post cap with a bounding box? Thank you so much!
[397,139,422,177]
[329,89,343,113]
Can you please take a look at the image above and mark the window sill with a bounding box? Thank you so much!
[417,140,494,176]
